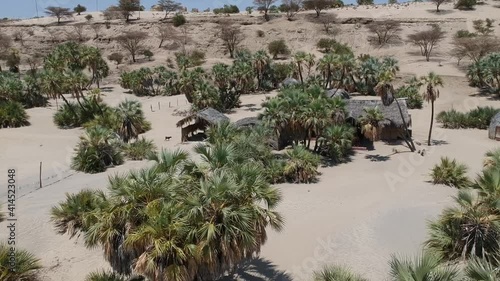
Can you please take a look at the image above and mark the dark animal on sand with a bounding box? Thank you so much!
[165,136,172,141]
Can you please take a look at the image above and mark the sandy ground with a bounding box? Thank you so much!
[1,1,500,280]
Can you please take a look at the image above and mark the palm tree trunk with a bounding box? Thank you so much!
[394,98,416,152]
[298,64,303,84]
[428,100,434,146]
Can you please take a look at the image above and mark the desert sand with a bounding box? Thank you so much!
[1,1,500,280]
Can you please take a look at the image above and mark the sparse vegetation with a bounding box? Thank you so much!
[143,49,154,60]
[157,0,182,18]
[254,0,278,21]
[455,0,477,10]
[218,22,243,58]
[108,52,124,65]
[0,243,41,281]
[213,4,240,14]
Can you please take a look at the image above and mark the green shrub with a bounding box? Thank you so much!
[317,38,337,53]
[143,49,153,60]
[455,0,477,9]
[357,0,374,5]
[283,146,321,183]
[467,53,500,95]
[84,270,125,281]
[270,62,293,87]
[430,157,471,188]
[53,100,107,128]
[213,4,240,14]
[268,39,290,59]
[0,243,41,281]
[172,14,186,27]
[319,125,355,162]
[71,126,124,173]
[175,51,206,68]
[395,85,423,109]
[124,138,157,160]
[0,101,30,128]
[120,67,178,96]
[454,29,477,38]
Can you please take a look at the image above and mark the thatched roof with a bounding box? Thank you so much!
[326,89,350,99]
[347,99,411,128]
[489,112,500,140]
[176,107,229,127]
[234,117,260,128]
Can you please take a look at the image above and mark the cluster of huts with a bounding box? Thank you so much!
[176,90,414,149]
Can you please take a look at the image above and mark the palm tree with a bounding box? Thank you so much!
[359,107,384,141]
[115,100,151,143]
[389,251,460,281]
[472,166,500,208]
[318,53,335,89]
[425,190,500,262]
[465,257,500,281]
[253,50,270,90]
[294,51,307,84]
[313,265,368,281]
[319,125,355,161]
[284,146,321,183]
[0,243,42,281]
[206,121,241,145]
[483,149,500,171]
[81,46,109,88]
[304,53,316,78]
[84,270,126,281]
[430,157,471,189]
[421,72,443,146]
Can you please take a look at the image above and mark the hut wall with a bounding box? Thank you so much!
[379,127,404,141]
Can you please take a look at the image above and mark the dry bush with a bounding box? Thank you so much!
[407,25,446,61]
[472,18,495,36]
[90,24,102,39]
[281,0,303,20]
[450,36,500,65]
[12,30,27,46]
[314,13,340,37]
[25,54,42,74]
[108,52,125,65]
[256,30,265,37]
[102,6,122,20]
[116,31,147,63]
[218,21,243,58]
[157,25,178,48]
[66,24,87,42]
[367,20,402,46]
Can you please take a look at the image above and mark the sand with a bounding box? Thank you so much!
[1,1,500,280]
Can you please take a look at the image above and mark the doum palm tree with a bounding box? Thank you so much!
[421,72,443,146]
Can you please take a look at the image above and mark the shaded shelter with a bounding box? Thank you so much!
[489,112,500,140]
[176,108,230,142]
[347,99,412,141]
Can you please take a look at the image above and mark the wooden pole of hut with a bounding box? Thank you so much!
[39,161,42,189]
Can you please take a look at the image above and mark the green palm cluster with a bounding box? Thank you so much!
[437,107,500,129]
[467,53,500,95]
[53,143,283,280]
[0,243,41,281]
[261,85,355,162]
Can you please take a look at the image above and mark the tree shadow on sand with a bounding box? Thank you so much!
[220,258,293,281]
[365,154,391,162]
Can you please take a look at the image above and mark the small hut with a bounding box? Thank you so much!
[176,108,230,142]
[489,112,500,140]
[346,99,411,141]
[234,117,260,128]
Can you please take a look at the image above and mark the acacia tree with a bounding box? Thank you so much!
[281,0,302,20]
[254,0,277,21]
[367,20,402,46]
[450,36,500,65]
[45,6,73,24]
[74,4,87,15]
[218,22,243,58]
[408,25,446,62]
[157,0,182,19]
[116,31,147,62]
[303,0,333,17]
[118,0,141,21]
[431,0,452,12]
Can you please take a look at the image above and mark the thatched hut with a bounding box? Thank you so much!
[489,112,500,140]
[347,99,411,141]
[234,117,260,128]
[176,108,230,142]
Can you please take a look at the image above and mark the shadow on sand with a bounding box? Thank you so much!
[365,154,391,162]
[220,258,293,281]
